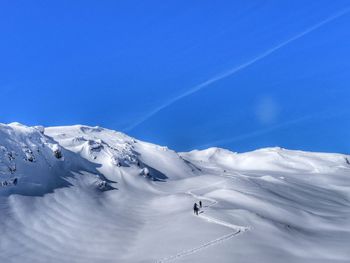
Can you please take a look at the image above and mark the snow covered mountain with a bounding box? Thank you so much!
[0,123,349,263]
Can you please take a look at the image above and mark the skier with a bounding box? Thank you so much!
[193,203,199,215]
[199,200,202,209]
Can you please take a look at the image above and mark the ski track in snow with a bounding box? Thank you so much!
[155,230,242,263]
[156,182,249,263]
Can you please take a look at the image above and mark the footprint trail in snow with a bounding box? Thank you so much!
[156,183,249,263]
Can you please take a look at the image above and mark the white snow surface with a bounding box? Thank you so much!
[0,123,349,263]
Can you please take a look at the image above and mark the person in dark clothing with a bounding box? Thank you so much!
[193,203,199,215]
[199,200,202,208]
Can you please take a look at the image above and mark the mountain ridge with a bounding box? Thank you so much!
[1,122,350,263]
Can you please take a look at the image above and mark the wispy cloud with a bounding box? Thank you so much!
[125,9,349,132]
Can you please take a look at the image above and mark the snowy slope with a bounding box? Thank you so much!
[0,123,349,263]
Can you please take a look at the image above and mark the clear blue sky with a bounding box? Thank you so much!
[1,1,350,153]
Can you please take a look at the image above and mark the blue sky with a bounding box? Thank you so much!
[1,1,350,153]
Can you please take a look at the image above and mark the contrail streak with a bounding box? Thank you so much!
[196,108,350,149]
[197,115,314,149]
[125,9,349,132]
